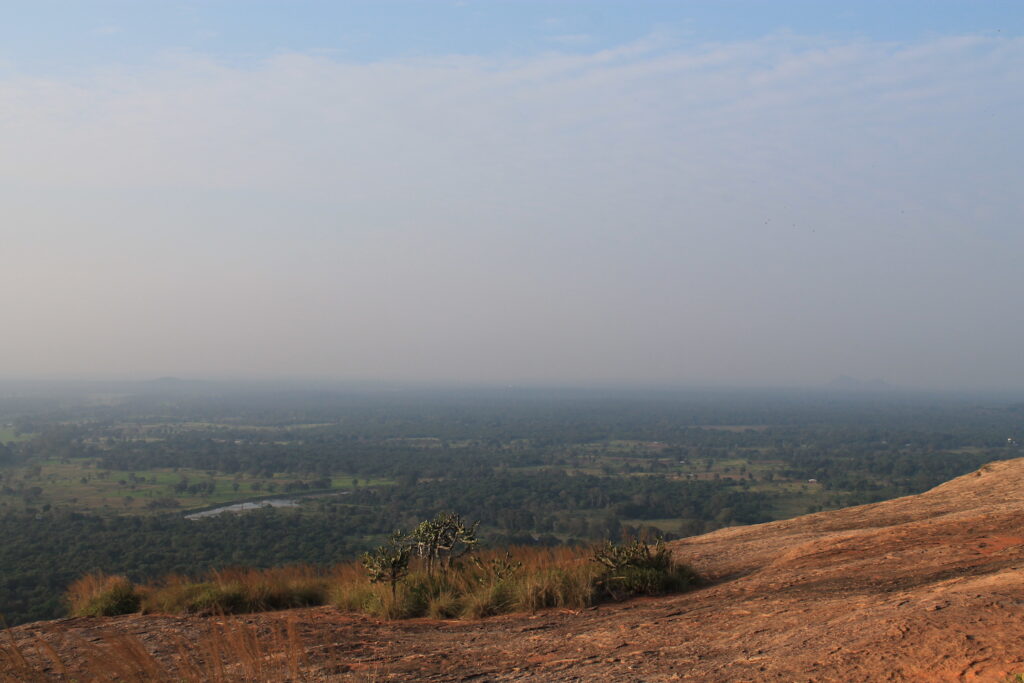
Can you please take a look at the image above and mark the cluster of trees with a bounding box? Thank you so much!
[362,512,479,593]
[0,386,1020,625]
[346,470,772,530]
[172,479,216,496]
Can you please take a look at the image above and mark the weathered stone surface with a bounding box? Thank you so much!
[7,458,1024,681]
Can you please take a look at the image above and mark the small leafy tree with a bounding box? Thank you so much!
[471,551,522,584]
[408,512,480,573]
[361,532,411,596]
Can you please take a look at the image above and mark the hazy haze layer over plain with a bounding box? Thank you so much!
[1,4,1022,389]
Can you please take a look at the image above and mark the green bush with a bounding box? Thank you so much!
[591,539,697,600]
[66,574,140,617]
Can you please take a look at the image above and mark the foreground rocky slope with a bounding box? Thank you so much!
[7,458,1024,681]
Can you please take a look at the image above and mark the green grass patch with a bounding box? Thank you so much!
[0,428,34,444]
[0,460,391,514]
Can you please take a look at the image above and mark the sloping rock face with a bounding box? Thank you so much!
[7,459,1024,681]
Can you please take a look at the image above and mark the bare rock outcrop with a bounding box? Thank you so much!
[6,459,1024,681]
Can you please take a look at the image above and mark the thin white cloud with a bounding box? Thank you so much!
[545,34,595,46]
[0,34,1021,388]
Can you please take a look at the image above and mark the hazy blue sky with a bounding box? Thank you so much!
[2,2,1022,389]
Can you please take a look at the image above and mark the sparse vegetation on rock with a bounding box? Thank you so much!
[341,517,695,620]
[58,516,698,625]
[19,460,1024,680]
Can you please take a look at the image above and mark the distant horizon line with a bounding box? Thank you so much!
[0,374,1021,397]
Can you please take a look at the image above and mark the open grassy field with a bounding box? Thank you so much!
[0,427,34,444]
[0,458,391,513]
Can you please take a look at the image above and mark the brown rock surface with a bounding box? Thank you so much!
[6,458,1024,681]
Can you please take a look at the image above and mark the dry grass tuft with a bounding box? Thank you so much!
[2,617,314,682]
[65,573,141,617]
[141,566,328,615]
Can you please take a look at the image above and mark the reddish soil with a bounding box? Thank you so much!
[7,458,1024,681]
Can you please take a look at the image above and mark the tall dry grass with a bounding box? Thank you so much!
[22,543,697,680]
[65,573,140,617]
[140,565,329,615]
[330,546,613,620]
[2,617,314,682]
[61,543,695,623]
